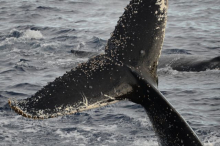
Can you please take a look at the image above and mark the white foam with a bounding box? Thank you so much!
[55,129,86,140]
[203,133,220,146]
[22,29,44,39]
[205,143,214,146]
[133,138,158,146]
[0,29,43,48]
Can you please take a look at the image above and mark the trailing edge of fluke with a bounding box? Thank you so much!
[9,0,203,145]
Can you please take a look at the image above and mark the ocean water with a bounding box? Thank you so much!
[0,0,220,146]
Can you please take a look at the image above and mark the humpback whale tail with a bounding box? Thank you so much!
[8,0,203,145]
[9,0,168,119]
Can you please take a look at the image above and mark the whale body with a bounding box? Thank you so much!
[9,0,203,145]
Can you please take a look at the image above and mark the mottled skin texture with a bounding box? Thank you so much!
[106,0,167,82]
[9,56,138,119]
[9,0,167,120]
[8,0,204,145]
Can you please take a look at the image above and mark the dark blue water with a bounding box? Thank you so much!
[0,0,220,145]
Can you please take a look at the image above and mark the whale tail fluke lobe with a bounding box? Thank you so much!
[8,55,135,119]
[106,0,168,83]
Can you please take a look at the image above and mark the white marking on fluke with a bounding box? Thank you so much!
[104,94,115,100]
[81,92,89,107]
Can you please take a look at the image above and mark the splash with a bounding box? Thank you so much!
[22,29,44,39]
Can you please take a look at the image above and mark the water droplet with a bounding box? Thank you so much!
[140,50,145,55]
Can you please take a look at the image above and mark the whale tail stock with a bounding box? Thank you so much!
[128,69,203,146]
[9,0,168,119]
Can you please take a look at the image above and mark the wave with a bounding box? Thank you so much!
[14,60,47,72]
[75,37,106,51]
[0,69,16,75]
[162,49,191,55]
[0,91,27,97]
[36,6,60,12]
[9,83,41,89]
[7,29,43,39]
[8,30,22,38]
[22,30,43,39]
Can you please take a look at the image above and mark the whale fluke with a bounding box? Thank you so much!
[9,0,204,145]
[9,0,168,119]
